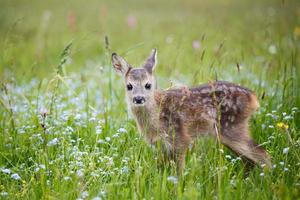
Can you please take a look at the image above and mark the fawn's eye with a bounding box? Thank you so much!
[145,83,151,90]
[127,84,133,91]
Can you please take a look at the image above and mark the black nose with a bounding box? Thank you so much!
[133,96,145,104]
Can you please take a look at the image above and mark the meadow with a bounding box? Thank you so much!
[0,0,300,199]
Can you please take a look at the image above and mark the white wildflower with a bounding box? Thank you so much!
[11,173,21,180]
[279,161,285,166]
[167,176,178,184]
[268,135,275,140]
[77,169,84,177]
[1,168,11,174]
[283,115,293,120]
[98,119,105,124]
[97,139,105,144]
[95,125,102,135]
[66,126,74,133]
[89,117,96,122]
[64,176,71,181]
[81,191,89,199]
[75,113,82,120]
[39,164,46,169]
[92,197,102,200]
[268,45,277,54]
[259,172,264,177]
[91,172,99,177]
[99,191,106,198]
[0,192,8,196]
[230,179,236,187]
[292,107,298,111]
[282,112,287,116]
[47,138,59,146]
[117,128,127,133]
[236,157,242,161]
[283,147,289,154]
[121,166,129,174]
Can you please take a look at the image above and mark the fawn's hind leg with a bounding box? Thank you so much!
[220,123,271,168]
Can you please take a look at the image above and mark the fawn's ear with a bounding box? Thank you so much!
[112,53,130,76]
[143,49,157,74]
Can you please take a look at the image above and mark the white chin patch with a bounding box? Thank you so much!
[133,103,145,107]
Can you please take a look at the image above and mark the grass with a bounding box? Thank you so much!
[0,0,300,199]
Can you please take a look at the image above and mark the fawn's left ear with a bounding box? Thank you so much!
[112,53,130,76]
[143,49,157,74]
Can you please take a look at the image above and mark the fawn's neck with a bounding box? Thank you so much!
[130,91,161,143]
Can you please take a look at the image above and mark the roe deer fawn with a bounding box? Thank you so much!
[112,49,271,171]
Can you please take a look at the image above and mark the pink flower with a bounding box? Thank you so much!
[127,15,137,28]
[41,108,48,118]
[67,11,77,32]
[192,40,201,50]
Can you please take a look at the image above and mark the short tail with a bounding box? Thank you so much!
[249,93,260,112]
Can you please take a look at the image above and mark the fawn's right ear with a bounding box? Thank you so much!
[112,53,130,76]
[143,49,157,74]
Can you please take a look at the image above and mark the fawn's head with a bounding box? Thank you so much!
[112,49,157,107]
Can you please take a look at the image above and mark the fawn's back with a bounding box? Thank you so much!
[156,81,259,138]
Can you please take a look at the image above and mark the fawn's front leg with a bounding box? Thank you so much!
[168,128,191,175]
[173,147,188,175]
[160,112,191,174]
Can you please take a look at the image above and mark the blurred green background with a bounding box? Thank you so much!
[1,0,299,81]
